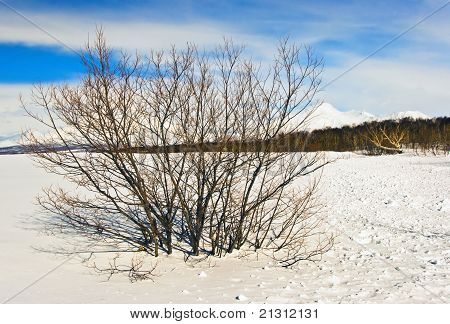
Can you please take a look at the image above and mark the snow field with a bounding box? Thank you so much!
[0,153,448,303]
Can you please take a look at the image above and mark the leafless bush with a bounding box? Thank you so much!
[365,122,407,154]
[23,30,333,279]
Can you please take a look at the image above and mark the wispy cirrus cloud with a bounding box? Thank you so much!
[0,9,273,54]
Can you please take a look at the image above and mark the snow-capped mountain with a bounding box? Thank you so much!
[300,103,429,130]
[384,111,429,121]
[302,103,376,130]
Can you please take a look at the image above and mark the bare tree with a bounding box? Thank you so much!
[365,122,407,154]
[23,30,333,279]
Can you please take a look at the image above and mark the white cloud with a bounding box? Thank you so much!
[0,10,278,139]
[0,84,40,136]
[322,56,450,117]
[0,10,273,55]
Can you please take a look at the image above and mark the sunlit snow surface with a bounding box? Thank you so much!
[0,153,448,303]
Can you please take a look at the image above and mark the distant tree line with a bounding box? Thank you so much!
[267,117,449,155]
[305,117,449,154]
[10,117,448,157]
[130,117,449,155]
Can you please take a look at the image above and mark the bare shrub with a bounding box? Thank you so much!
[365,122,407,154]
[23,30,333,279]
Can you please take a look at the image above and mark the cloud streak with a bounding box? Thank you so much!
[0,9,274,55]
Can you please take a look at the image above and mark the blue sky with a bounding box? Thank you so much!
[0,0,449,136]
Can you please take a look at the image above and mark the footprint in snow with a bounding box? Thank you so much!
[235,294,248,301]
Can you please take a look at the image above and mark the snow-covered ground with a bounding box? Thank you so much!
[0,153,448,303]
